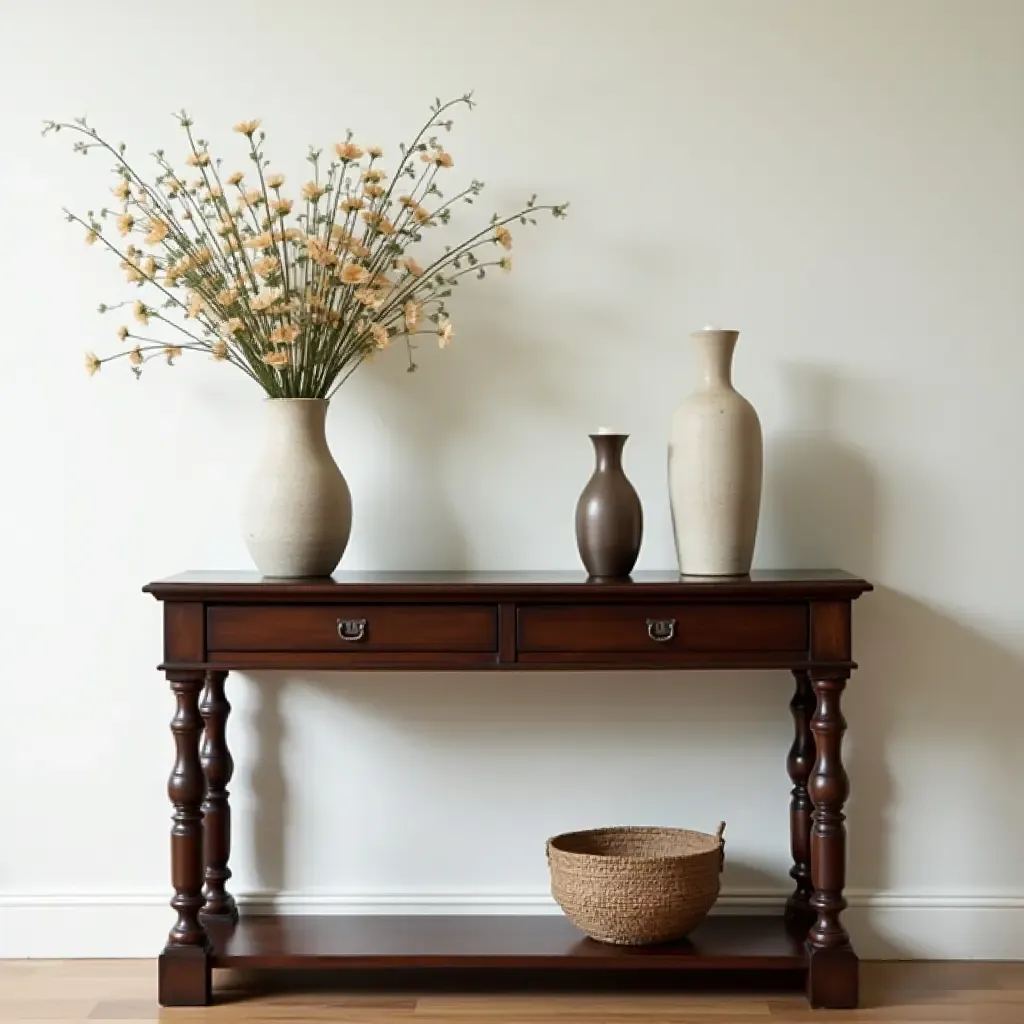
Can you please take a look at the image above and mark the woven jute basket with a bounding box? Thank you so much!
[546,822,726,945]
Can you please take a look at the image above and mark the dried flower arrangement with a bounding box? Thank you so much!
[45,94,567,397]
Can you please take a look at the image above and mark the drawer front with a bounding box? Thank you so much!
[517,603,807,654]
[208,604,498,653]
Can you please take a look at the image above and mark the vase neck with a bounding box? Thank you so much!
[590,434,627,472]
[263,398,330,455]
[691,330,739,390]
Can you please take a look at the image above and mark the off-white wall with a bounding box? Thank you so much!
[1,0,1022,959]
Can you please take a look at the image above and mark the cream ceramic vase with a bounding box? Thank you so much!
[668,329,763,576]
[241,398,352,578]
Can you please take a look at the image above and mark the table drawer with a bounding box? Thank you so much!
[517,603,807,654]
[208,604,498,653]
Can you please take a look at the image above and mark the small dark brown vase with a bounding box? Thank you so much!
[575,433,643,579]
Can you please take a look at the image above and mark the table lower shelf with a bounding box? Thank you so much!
[207,913,809,973]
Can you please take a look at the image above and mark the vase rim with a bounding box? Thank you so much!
[690,328,739,339]
[263,396,329,403]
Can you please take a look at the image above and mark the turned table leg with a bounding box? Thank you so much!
[159,670,212,1007]
[806,670,858,1009]
[785,670,815,929]
[200,670,238,924]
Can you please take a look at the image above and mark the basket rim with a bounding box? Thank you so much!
[546,824,724,861]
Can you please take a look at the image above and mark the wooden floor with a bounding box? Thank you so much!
[0,960,1022,1022]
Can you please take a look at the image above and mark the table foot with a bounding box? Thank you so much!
[807,945,859,1009]
[158,945,211,1006]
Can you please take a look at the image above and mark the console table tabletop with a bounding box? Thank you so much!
[145,569,872,1008]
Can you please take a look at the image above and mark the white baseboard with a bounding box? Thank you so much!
[1,889,1021,960]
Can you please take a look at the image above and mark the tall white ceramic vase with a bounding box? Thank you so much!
[668,329,763,576]
[241,398,352,577]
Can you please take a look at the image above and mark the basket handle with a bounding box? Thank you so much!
[716,821,726,873]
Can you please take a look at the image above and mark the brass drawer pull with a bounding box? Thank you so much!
[337,618,367,642]
[646,618,676,643]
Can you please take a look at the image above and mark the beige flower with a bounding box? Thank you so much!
[399,195,418,208]
[141,256,157,277]
[117,325,129,342]
[133,300,149,325]
[366,145,383,158]
[189,178,204,190]
[494,224,512,249]
[85,228,99,245]
[342,196,365,213]
[116,213,134,236]
[164,345,183,364]
[370,323,389,349]
[144,219,169,245]
[363,183,385,199]
[243,232,273,249]
[253,255,280,279]
[306,237,337,267]
[211,340,229,361]
[413,206,432,224]
[186,292,204,319]
[354,287,384,309]
[270,197,293,215]
[499,255,513,273]
[251,288,282,311]
[404,300,421,329]
[438,321,453,348]
[343,238,370,259]
[340,263,369,285]
[377,218,396,235]
[401,257,425,277]
[164,176,183,196]
[269,323,300,345]
[207,185,224,199]
[217,287,240,306]
[269,297,301,316]
[266,173,285,189]
[241,188,263,207]
[226,171,244,186]
[128,345,143,368]
[112,179,131,201]
[421,149,453,168]
[301,181,327,201]
[84,351,101,376]
[263,350,290,368]
[185,151,211,167]
[233,119,261,136]
[221,317,244,337]
[334,141,364,161]
[362,168,386,183]
[215,220,234,236]
[361,210,382,227]
[164,265,182,286]
[182,210,193,220]
[123,262,144,284]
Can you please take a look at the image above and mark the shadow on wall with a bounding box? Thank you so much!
[761,363,1023,954]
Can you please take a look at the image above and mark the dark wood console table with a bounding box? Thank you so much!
[145,569,871,1009]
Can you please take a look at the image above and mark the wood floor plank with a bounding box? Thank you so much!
[0,961,1022,1023]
